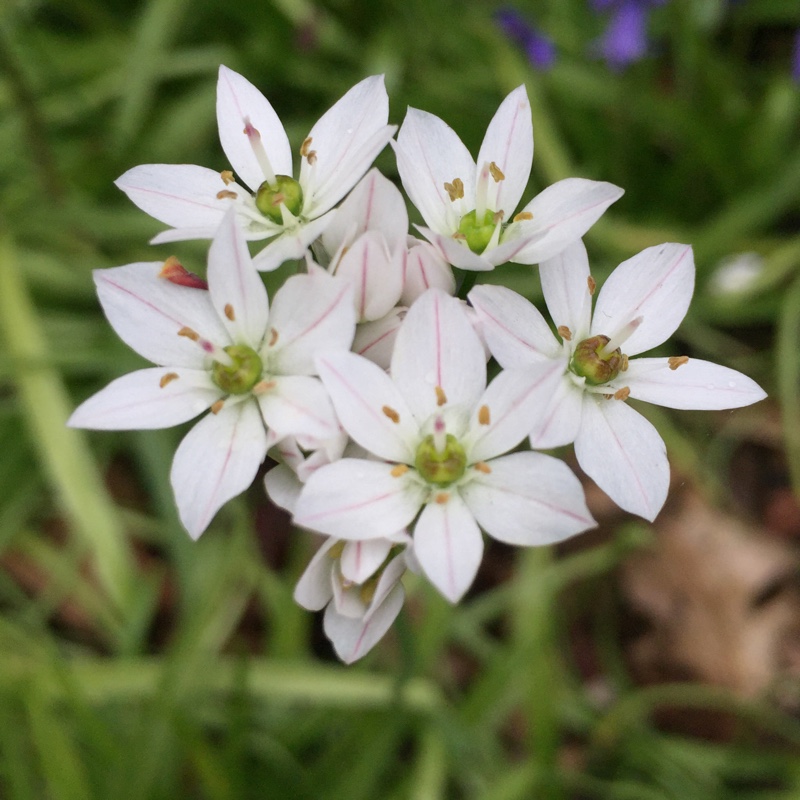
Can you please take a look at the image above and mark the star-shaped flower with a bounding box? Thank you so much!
[469,241,767,520]
[69,211,355,538]
[393,86,624,271]
[293,289,595,602]
[116,66,397,273]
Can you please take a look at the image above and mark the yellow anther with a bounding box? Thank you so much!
[587,276,597,296]
[300,137,313,157]
[220,170,235,185]
[669,356,689,370]
[382,405,400,423]
[435,492,450,504]
[452,232,467,241]
[492,210,505,225]
[513,211,533,222]
[216,190,238,200]
[306,150,317,165]
[391,464,409,478]
[489,161,505,182]
[159,256,182,277]
[435,386,447,406]
[211,400,225,414]
[613,387,631,401]
[252,379,276,394]
[224,304,235,321]
[444,178,465,202]
[177,326,199,342]
[159,372,179,388]
[621,354,629,372]
[474,461,492,474]
[557,325,572,342]
[478,405,491,425]
[268,328,279,347]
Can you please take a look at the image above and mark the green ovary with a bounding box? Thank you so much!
[211,345,263,394]
[457,209,497,254]
[570,335,622,386]
[255,175,303,223]
[414,434,467,487]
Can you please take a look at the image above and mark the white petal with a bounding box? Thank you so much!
[68,368,219,430]
[150,225,220,244]
[476,85,533,218]
[400,239,456,306]
[466,360,565,463]
[115,164,230,228]
[335,231,403,321]
[321,168,409,255]
[257,375,339,441]
[528,376,584,449]
[575,394,669,521]
[394,108,476,235]
[468,284,561,366]
[207,209,269,345]
[264,463,302,513]
[611,357,767,409]
[591,243,694,355]
[250,213,335,272]
[416,227,495,272]
[391,289,486,422]
[413,492,483,603]
[216,65,292,192]
[352,309,405,370]
[315,351,418,463]
[323,582,404,663]
[294,459,427,540]
[300,76,395,217]
[539,241,593,340]
[293,537,338,611]
[171,400,268,538]
[511,179,624,264]
[95,262,228,368]
[340,538,393,584]
[461,451,595,546]
[267,270,355,375]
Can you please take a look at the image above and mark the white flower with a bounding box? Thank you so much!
[115,66,397,273]
[294,534,411,663]
[394,85,624,271]
[469,241,767,521]
[293,289,595,603]
[68,211,355,538]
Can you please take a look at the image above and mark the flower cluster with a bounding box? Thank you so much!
[70,66,765,663]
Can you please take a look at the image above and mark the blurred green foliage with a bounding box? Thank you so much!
[0,0,799,797]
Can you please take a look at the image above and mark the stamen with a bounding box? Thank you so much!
[220,170,235,185]
[252,379,276,394]
[557,325,572,342]
[435,386,447,406]
[435,492,450,504]
[211,400,225,415]
[613,387,631,401]
[391,464,409,478]
[243,116,277,186]
[475,162,490,219]
[382,405,400,423]
[513,211,533,222]
[268,328,279,347]
[478,405,491,425]
[492,210,505,225]
[669,356,689,370]
[178,326,200,342]
[300,137,317,164]
[599,316,643,358]
[159,257,208,290]
[224,304,236,321]
[444,178,464,202]
[159,372,179,388]
[474,461,491,474]
[452,232,467,241]
[216,190,237,200]
[587,276,597,296]
[489,161,505,182]
[621,354,629,371]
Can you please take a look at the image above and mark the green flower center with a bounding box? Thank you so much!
[414,434,467,487]
[255,175,304,223]
[570,335,623,386]
[211,344,263,394]
[457,209,497,254]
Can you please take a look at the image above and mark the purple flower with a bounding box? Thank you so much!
[590,0,667,69]
[495,8,557,71]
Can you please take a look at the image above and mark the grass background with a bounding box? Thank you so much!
[1,0,800,797]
